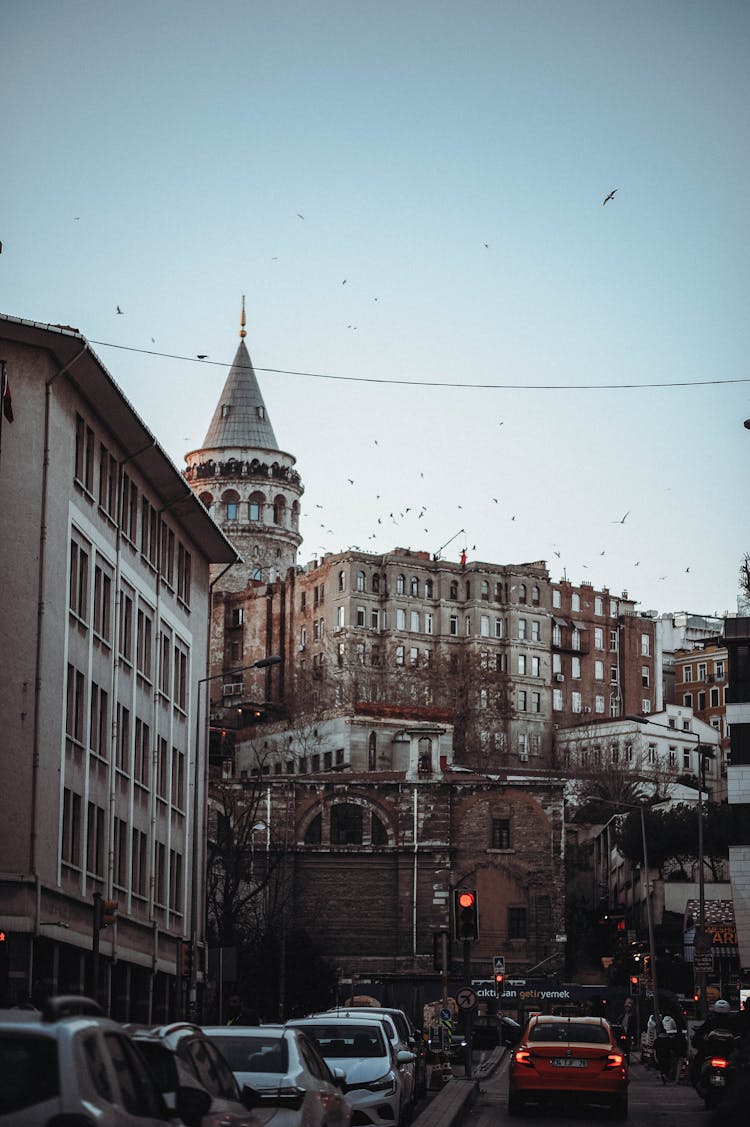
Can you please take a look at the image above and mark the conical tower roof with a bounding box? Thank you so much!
[202,304,278,450]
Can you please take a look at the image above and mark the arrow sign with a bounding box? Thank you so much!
[456,986,477,1010]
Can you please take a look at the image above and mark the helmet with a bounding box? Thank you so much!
[713,999,731,1013]
[662,1015,677,1033]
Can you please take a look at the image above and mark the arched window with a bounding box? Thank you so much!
[532,585,540,606]
[368,731,377,770]
[465,581,471,599]
[198,491,214,513]
[249,492,264,522]
[356,571,366,592]
[222,489,240,521]
[273,496,286,526]
[372,573,380,593]
[425,579,433,599]
[410,576,419,597]
[338,570,346,592]
[331,804,363,845]
[252,544,260,558]
[251,566,262,581]
[449,581,458,600]
[481,580,489,601]
[396,574,405,595]
[291,500,300,530]
[518,584,527,604]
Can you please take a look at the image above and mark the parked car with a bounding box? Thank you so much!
[319,1007,425,1107]
[0,994,189,1126]
[201,1023,352,1126]
[126,1020,262,1126]
[287,1015,414,1127]
[507,1014,629,1119]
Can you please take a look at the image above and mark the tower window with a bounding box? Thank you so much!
[221,404,231,418]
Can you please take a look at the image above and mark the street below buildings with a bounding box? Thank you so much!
[458,1054,702,1127]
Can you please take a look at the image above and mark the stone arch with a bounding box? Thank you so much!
[221,488,241,521]
[273,494,287,526]
[198,490,214,514]
[248,490,266,522]
[298,794,394,847]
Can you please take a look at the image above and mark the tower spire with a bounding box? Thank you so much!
[240,295,246,339]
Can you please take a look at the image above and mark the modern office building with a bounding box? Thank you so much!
[0,314,237,1016]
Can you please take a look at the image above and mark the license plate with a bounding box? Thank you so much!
[550,1058,588,1068]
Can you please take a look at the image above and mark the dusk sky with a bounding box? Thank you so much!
[3,1,748,616]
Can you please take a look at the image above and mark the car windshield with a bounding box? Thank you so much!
[209,1033,288,1074]
[529,1023,610,1044]
[299,1025,386,1058]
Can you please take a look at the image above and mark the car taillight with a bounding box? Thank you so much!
[514,1049,533,1068]
[709,1057,729,1069]
[604,1052,625,1070]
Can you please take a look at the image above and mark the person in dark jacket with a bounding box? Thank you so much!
[226,993,260,1026]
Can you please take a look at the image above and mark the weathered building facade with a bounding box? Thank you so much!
[0,314,237,1015]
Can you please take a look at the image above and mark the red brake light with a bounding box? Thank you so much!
[709,1057,729,1069]
[605,1052,625,1070]
[514,1049,533,1068]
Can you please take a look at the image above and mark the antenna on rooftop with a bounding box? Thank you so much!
[433,528,465,562]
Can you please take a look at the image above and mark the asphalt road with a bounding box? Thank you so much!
[459,1055,703,1127]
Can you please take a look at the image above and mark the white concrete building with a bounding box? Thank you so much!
[0,315,237,1017]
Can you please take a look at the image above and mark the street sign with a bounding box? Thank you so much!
[456,986,477,1010]
[493,955,505,974]
[440,1007,452,1021]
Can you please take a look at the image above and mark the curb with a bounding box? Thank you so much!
[411,1047,506,1127]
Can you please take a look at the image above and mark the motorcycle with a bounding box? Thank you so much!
[693,1031,738,1110]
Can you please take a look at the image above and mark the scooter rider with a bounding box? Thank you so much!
[690,999,736,1085]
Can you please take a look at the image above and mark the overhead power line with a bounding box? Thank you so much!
[89,339,750,392]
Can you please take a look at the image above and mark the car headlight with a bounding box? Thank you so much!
[362,1071,397,1095]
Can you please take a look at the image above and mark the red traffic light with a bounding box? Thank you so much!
[453,889,479,941]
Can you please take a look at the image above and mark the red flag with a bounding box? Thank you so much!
[1,367,12,423]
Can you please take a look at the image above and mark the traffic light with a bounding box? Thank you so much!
[495,973,505,995]
[180,941,194,978]
[453,889,479,941]
[629,975,639,996]
[93,894,118,932]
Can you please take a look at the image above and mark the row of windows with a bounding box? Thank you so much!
[61,788,183,910]
[74,415,192,606]
[198,490,300,531]
[338,570,542,605]
[552,589,620,617]
[683,689,724,710]
[561,741,718,775]
[681,660,725,683]
[66,663,187,804]
[552,689,629,716]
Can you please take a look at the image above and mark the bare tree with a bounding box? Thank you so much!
[740,552,750,607]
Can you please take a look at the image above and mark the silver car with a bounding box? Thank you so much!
[0,996,182,1126]
[202,1024,352,1126]
[286,1017,414,1127]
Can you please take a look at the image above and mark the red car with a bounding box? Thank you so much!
[507,1014,629,1119]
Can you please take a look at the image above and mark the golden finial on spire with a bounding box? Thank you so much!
[240,295,246,339]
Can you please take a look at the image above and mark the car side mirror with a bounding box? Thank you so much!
[396,1049,417,1064]
[241,1084,261,1110]
[174,1085,212,1127]
[332,1066,346,1089]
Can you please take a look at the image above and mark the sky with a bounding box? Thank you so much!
[3,0,749,618]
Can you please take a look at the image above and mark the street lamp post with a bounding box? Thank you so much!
[625,714,715,1018]
[190,655,282,1018]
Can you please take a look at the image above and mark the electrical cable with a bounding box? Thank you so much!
[89,339,750,392]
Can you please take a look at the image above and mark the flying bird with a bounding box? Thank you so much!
[116,305,124,314]
[553,550,561,558]
[197,354,208,360]
[297,213,305,219]
[603,189,618,206]
[613,511,630,524]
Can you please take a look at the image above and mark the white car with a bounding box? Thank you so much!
[0,995,187,1126]
[319,1008,425,1110]
[202,1024,352,1126]
[286,1017,414,1127]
